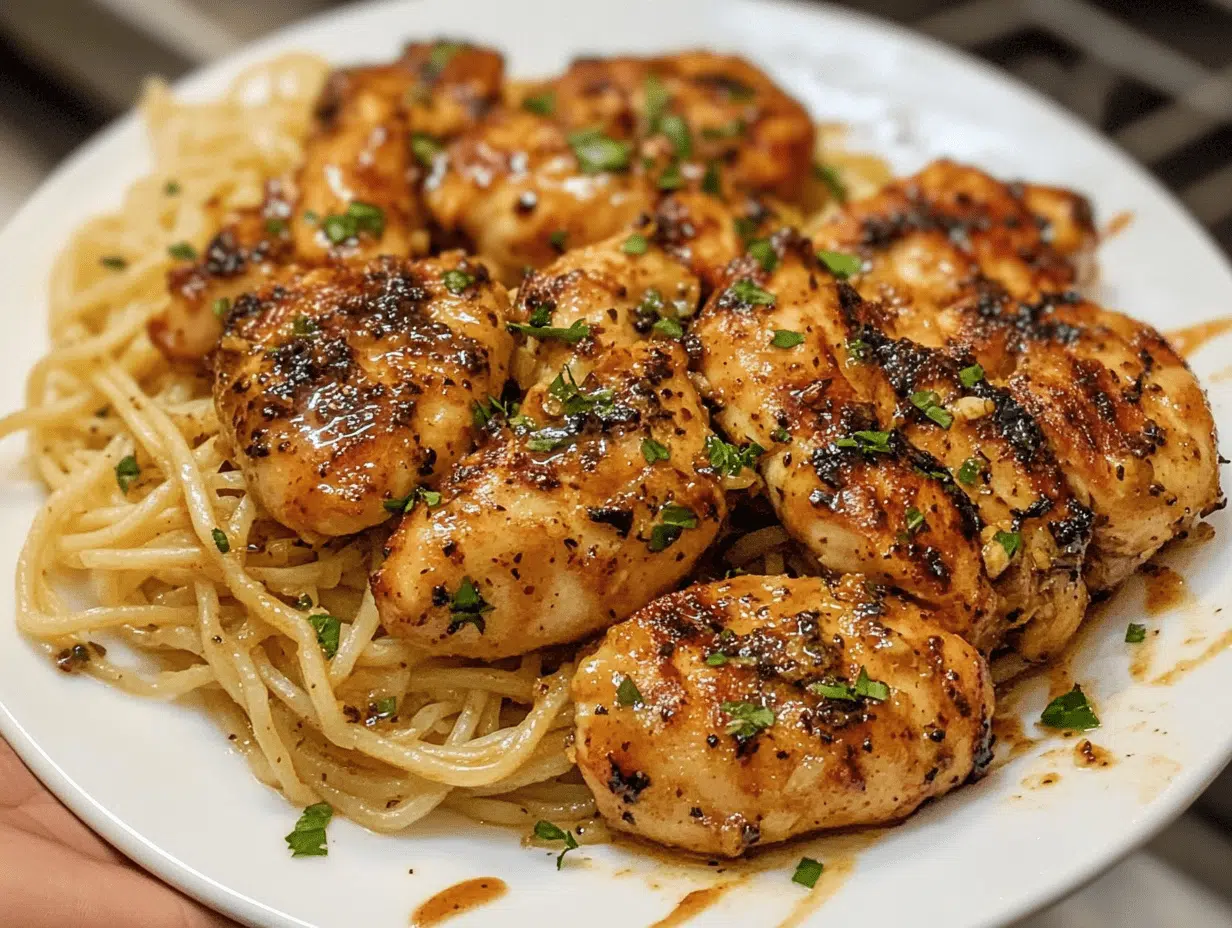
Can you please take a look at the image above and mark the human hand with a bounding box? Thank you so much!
[0,736,237,928]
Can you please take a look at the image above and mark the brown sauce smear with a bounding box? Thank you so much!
[1021,771,1062,790]
[1153,627,1232,687]
[411,878,507,927]
[775,851,861,928]
[1074,739,1116,769]
[991,710,1038,769]
[1102,210,1134,240]
[1165,317,1232,357]
[1141,564,1187,615]
[649,884,734,928]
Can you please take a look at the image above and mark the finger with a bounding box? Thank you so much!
[0,825,238,928]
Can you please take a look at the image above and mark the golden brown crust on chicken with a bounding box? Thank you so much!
[372,341,725,658]
[572,574,994,856]
[213,253,512,538]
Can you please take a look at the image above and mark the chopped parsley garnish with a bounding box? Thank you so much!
[522,91,555,115]
[448,576,493,634]
[771,329,804,349]
[100,255,127,271]
[114,455,140,494]
[706,652,729,666]
[957,456,983,486]
[549,229,568,252]
[702,161,722,196]
[706,435,764,476]
[567,128,632,174]
[527,305,553,327]
[164,180,181,196]
[211,528,230,554]
[547,365,614,417]
[526,428,574,452]
[770,427,791,443]
[721,701,775,738]
[748,239,778,272]
[658,114,692,159]
[909,390,954,429]
[442,268,475,294]
[302,210,319,224]
[793,856,824,889]
[212,297,231,319]
[657,161,684,191]
[845,338,868,362]
[733,215,761,245]
[167,242,197,261]
[622,233,649,255]
[727,278,775,307]
[648,504,699,552]
[472,394,517,428]
[816,249,861,279]
[309,614,341,658]
[703,118,746,140]
[643,74,670,127]
[292,314,318,337]
[533,820,579,870]
[265,217,287,237]
[959,363,985,388]
[371,696,398,721]
[1040,685,1100,731]
[1126,623,1147,644]
[905,506,926,535]
[285,802,332,858]
[616,675,644,707]
[383,486,443,516]
[322,201,385,244]
[507,319,591,342]
[836,429,892,454]
[426,41,465,76]
[808,666,889,703]
[652,315,684,340]
[814,162,847,204]
[641,438,670,464]
[411,132,442,168]
[994,529,1021,560]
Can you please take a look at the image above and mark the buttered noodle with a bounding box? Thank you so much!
[4,52,884,841]
[3,54,596,836]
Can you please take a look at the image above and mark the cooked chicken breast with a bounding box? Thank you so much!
[372,341,725,658]
[153,42,504,363]
[813,160,1222,599]
[572,574,994,857]
[425,51,813,282]
[213,253,512,538]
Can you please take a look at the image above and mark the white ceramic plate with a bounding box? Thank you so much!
[3,1,1232,926]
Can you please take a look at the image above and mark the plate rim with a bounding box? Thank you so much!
[0,2,1229,927]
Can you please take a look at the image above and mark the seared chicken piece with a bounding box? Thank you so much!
[213,253,512,538]
[372,341,725,658]
[573,574,994,857]
[814,160,1222,596]
[425,51,813,282]
[692,236,1001,651]
[153,41,505,363]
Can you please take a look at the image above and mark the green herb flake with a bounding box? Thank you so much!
[809,680,857,701]
[411,132,442,168]
[292,314,318,337]
[383,486,443,516]
[748,239,778,273]
[652,315,684,340]
[957,457,983,486]
[643,74,670,127]
[448,576,493,634]
[164,180,181,196]
[567,128,632,174]
[1040,685,1100,731]
[1126,623,1147,644]
[721,700,775,738]
[792,856,824,889]
[648,504,699,552]
[770,427,791,443]
[909,390,954,429]
[212,297,231,319]
[114,455,140,494]
[706,652,729,667]
[443,268,476,294]
[845,338,867,362]
[836,429,893,455]
[522,91,556,116]
[816,249,862,279]
[211,528,230,554]
[733,215,761,245]
[657,161,685,191]
[706,435,764,477]
[285,802,333,858]
[167,242,197,261]
[727,278,775,307]
[616,675,644,707]
[426,41,465,76]
[371,696,398,720]
[853,666,890,702]
[994,529,1022,560]
[322,201,385,244]
[702,118,746,140]
[771,329,805,349]
[294,593,313,611]
[533,820,580,870]
[814,162,847,204]
[100,255,128,271]
[549,229,568,252]
[265,217,288,238]
[658,113,692,159]
[905,506,926,535]
[622,233,650,256]
[702,161,722,197]
[309,614,341,658]
[959,363,985,388]
[641,438,670,464]
[507,319,591,343]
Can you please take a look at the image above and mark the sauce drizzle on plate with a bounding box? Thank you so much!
[411,877,507,927]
